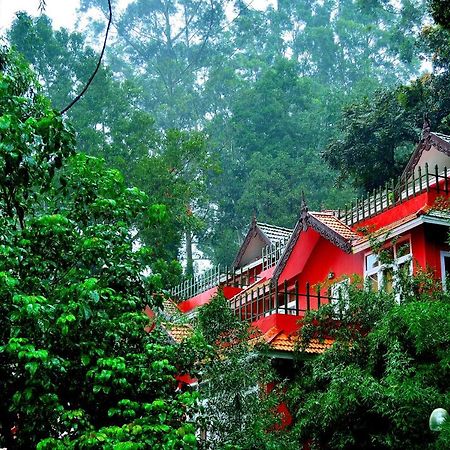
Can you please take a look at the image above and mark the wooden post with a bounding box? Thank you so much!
[392,178,397,204]
[294,280,299,315]
[412,170,416,196]
[275,282,279,310]
[239,291,243,320]
[283,280,288,314]
[418,166,422,193]
[268,283,273,314]
[435,164,440,192]
[445,167,448,194]
[306,282,310,311]
[256,286,260,320]
[317,285,321,308]
[425,163,430,192]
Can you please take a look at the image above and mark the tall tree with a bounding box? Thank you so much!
[0,46,199,448]
[286,276,449,449]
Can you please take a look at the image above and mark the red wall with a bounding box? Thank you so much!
[277,222,449,312]
[356,189,441,230]
[279,228,363,290]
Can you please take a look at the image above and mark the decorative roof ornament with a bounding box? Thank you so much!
[300,191,309,231]
[422,113,431,137]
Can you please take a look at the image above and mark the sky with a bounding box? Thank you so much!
[0,0,79,33]
[0,0,277,35]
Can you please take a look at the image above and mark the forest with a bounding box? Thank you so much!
[0,0,449,448]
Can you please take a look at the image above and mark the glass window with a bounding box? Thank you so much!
[396,241,411,258]
[364,238,412,301]
[366,253,379,271]
[440,251,450,290]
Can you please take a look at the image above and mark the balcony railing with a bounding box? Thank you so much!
[170,264,265,301]
[171,240,289,301]
[336,164,450,226]
[230,280,343,322]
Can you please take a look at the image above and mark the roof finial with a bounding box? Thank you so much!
[301,191,308,214]
[251,210,257,227]
[300,191,309,230]
[422,113,431,137]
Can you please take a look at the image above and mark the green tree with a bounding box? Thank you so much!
[285,277,450,449]
[0,47,199,449]
[8,13,216,276]
[194,293,282,449]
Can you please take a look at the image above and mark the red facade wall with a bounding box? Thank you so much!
[277,222,449,311]
[278,228,363,291]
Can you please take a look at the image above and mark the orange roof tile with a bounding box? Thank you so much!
[252,326,334,354]
[163,323,193,343]
[162,299,182,318]
[310,212,359,241]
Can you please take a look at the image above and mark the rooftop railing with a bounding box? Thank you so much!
[336,164,450,226]
[171,239,290,301]
[170,264,264,302]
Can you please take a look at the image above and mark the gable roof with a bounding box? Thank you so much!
[258,222,293,242]
[272,202,357,285]
[402,128,450,181]
[233,217,293,268]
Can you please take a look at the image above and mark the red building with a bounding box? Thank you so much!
[170,126,450,354]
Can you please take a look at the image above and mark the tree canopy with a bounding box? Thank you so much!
[0,46,199,449]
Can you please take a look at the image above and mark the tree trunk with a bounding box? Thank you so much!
[185,230,194,277]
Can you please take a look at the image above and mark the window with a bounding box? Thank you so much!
[364,239,412,300]
[330,278,350,315]
[440,251,450,290]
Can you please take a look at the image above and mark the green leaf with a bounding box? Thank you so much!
[0,114,11,130]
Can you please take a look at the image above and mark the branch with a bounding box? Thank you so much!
[38,1,47,13]
[60,0,112,115]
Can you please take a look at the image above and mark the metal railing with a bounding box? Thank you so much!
[171,239,290,301]
[261,238,290,270]
[230,280,343,322]
[170,264,263,301]
[336,164,450,226]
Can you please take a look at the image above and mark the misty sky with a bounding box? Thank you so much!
[0,0,276,35]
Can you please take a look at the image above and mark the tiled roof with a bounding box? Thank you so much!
[258,222,293,243]
[425,209,450,220]
[310,212,358,241]
[164,323,193,343]
[253,326,334,354]
[162,299,182,319]
[432,131,450,144]
[302,338,334,354]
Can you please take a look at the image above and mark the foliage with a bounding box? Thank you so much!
[323,89,420,191]
[25,0,425,263]
[0,47,199,448]
[194,293,282,449]
[285,279,450,450]
[428,0,450,29]
[8,13,216,276]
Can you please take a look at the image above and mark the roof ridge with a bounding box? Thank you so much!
[257,222,293,231]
